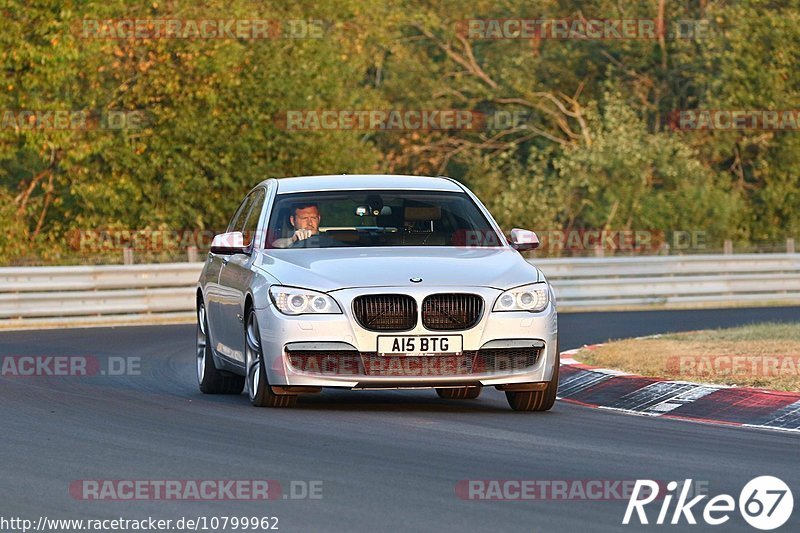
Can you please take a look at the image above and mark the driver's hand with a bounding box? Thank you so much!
[291,229,314,242]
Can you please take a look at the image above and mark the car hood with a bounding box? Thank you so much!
[253,247,541,292]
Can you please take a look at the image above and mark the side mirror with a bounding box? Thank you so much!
[509,228,540,252]
[210,231,249,255]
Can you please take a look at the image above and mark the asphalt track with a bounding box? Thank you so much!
[1,307,799,532]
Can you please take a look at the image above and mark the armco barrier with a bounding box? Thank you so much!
[542,254,800,308]
[0,254,798,323]
[0,264,198,320]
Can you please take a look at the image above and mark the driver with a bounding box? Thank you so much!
[272,203,326,248]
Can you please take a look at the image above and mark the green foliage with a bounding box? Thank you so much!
[553,92,739,240]
[463,92,739,245]
[0,0,797,263]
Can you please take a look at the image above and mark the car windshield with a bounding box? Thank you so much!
[265,190,503,249]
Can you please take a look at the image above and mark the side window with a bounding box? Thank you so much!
[241,188,267,247]
[227,195,253,234]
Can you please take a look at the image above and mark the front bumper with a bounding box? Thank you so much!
[257,285,558,388]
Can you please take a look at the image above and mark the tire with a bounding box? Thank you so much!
[245,310,297,408]
[436,387,481,399]
[197,301,245,394]
[505,344,559,412]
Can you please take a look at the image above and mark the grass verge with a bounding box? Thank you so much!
[574,322,800,392]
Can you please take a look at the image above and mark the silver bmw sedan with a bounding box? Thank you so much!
[196,175,559,411]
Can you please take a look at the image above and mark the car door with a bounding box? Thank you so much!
[205,192,255,361]
[215,186,268,363]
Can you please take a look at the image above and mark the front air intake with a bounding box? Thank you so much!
[352,294,417,332]
[421,293,483,331]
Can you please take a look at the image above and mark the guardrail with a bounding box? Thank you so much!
[0,264,198,320]
[543,254,800,308]
[0,254,798,324]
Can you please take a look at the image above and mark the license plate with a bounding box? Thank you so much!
[377,335,463,356]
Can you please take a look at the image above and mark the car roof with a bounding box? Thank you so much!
[258,174,465,194]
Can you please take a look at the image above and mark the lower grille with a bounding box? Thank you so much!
[286,347,541,377]
[473,347,541,373]
[287,351,365,376]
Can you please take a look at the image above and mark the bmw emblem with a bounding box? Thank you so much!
[410,277,423,283]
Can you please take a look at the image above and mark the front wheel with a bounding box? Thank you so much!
[505,345,559,412]
[197,302,245,395]
[245,310,297,408]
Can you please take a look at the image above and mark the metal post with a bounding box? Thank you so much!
[788,238,796,254]
[123,247,134,265]
[187,246,198,262]
[723,240,733,255]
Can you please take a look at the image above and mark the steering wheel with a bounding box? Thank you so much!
[290,234,321,248]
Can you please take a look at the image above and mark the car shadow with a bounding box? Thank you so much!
[187,386,559,414]
[290,389,527,413]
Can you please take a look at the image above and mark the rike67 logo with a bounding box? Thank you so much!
[624,477,793,530]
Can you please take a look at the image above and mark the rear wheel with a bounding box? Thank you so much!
[245,310,297,408]
[436,387,481,400]
[505,345,559,412]
[196,302,245,394]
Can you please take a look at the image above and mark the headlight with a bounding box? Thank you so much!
[269,286,342,315]
[492,283,549,312]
